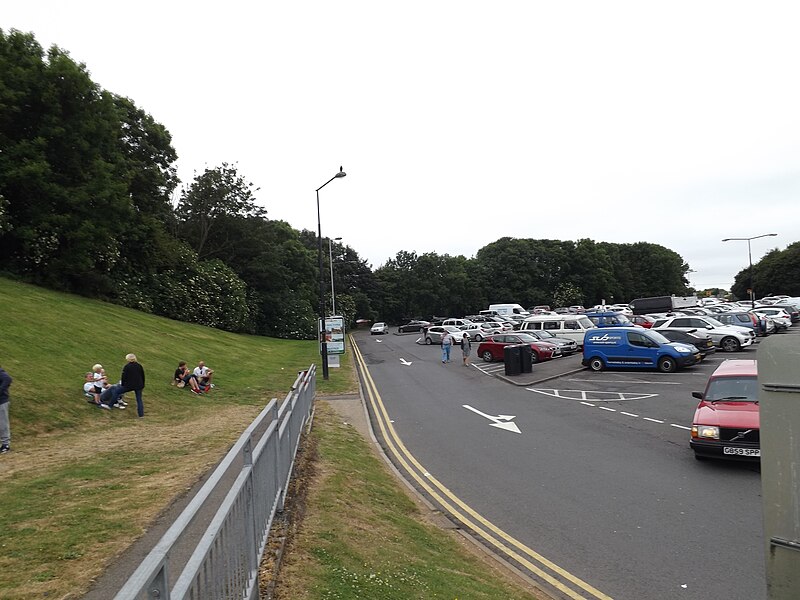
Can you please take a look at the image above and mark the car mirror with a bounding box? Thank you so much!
[692,391,703,400]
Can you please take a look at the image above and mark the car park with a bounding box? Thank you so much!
[759,302,800,323]
[442,318,474,328]
[458,323,490,341]
[523,329,579,355]
[397,320,430,333]
[424,325,464,345]
[370,322,389,335]
[476,333,561,363]
[651,315,755,352]
[582,327,701,373]
[656,328,716,359]
[690,359,760,461]
[585,310,637,327]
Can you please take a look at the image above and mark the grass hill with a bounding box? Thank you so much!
[0,277,355,599]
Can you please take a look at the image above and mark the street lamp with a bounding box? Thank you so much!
[721,233,777,309]
[329,236,342,316]
[317,167,346,380]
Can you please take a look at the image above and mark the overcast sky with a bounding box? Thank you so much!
[6,2,799,294]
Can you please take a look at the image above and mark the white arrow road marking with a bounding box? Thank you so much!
[463,405,521,434]
[375,339,382,342]
[400,358,413,366]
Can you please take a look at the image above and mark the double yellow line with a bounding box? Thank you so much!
[350,336,613,600]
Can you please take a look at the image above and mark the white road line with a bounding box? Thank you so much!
[620,411,639,417]
[671,424,691,430]
[643,417,665,423]
[568,378,682,385]
[599,406,616,412]
[580,401,596,407]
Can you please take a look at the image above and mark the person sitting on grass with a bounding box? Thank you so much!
[174,361,203,395]
[98,383,126,410]
[92,364,127,407]
[193,361,214,391]
[83,372,101,405]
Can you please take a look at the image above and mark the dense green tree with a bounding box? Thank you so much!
[732,242,800,300]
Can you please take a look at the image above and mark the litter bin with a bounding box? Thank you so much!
[519,344,533,374]
[504,344,522,376]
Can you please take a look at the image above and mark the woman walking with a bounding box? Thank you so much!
[460,333,472,367]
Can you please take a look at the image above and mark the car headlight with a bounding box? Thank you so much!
[692,425,719,440]
[674,345,692,353]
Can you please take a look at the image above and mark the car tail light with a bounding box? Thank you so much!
[750,314,759,326]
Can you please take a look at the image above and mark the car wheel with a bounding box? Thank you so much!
[475,334,483,342]
[425,337,433,345]
[481,350,494,362]
[530,351,539,363]
[720,336,740,352]
[589,357,604,372]
[658,356,677,373]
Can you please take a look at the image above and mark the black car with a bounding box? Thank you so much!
[657,328,716,359]
[397,320,430,333]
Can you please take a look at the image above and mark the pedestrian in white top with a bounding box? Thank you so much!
[193,361,214,388]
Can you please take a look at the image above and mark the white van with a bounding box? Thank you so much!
[488,303,530,317]
[520,314,596,346]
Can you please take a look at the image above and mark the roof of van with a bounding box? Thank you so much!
[523,314,590,321]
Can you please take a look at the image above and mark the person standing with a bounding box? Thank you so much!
[119,354,146,417]
[0,366,12,453]
[460,332,472,367]
[441,331,453,363]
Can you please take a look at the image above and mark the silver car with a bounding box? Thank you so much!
[652,315,755,352]
[524,329,579,355]
[424,325,463,345]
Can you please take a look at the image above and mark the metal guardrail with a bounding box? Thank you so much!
[113,365,317,600]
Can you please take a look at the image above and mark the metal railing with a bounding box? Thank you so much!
[113,365,317,600]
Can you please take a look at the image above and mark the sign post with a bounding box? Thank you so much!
[319,315,345,369]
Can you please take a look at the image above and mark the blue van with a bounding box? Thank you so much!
[582,327,701,373]
[584,311,636,327]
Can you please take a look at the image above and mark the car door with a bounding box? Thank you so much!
[624,331,658,366]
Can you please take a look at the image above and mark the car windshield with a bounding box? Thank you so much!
[704,317,725,327]
[512,334,538,343]
[444,326,461,333]
[646,330,671,344]
[705,376,758,402]
[535,330,554,339]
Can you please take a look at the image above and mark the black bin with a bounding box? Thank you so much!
[504,344,522,376]
[519,344,533,373]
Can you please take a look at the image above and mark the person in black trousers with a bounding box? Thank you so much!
[119,353,146,417]
[0,366,12,453]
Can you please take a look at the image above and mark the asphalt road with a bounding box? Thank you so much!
[351,328,789,600]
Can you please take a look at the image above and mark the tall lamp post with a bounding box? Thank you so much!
[317,167,346,380]
[329,236,342,316]
[722,233,777,309]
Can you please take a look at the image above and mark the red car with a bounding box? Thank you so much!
[477,333,560,363]
[629,315,656,328]
[690,359,759,461]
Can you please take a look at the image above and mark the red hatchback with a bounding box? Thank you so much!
[477,333,560,363]
[690,359,759,461]
[629,315,656,328]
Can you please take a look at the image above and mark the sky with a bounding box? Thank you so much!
[5,1,800,294]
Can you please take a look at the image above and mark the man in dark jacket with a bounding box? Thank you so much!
[0,366,12,453]
[120,354,146,418]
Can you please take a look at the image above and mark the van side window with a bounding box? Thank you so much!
[543,321,560,330]
[563,320,579,330]
[627,332,650,347]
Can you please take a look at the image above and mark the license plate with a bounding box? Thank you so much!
[723,447,760,457]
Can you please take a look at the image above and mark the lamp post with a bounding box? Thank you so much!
[721,233,777,309]
[329,236,342,316]
[317,167,346,380]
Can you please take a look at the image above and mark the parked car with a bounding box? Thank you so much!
[652,315,755,352]
[629,315,656,328]
[458,323,491,342]
[442,318,474,328]
[424,325,464,345]
[759,303,800,323]
[397,320,430,333]
[370,322,389,335]
[523,329,579,355]
[752,307,792,330]
[585,311,637,327]
[656,328,716,359]
[519,314,597,346]
[582,327,700,373]
[690,359,760,461]
[476,333,560,363]
[712,311,764,336]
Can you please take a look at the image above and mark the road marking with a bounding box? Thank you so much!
[620,411,639,417]
[350,336,612,600]
[598,406,616,412]
[568,378,682,385]
[400,358,413,366]
[463,405,521,434]
[643,417,665,423]
[529,388,658,402]
[581,401,596,407]
[671,424,691,430]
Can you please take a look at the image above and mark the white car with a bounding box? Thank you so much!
[458,323,491,341]
[652,315,755,352]
[752,308,792,330]
[370,322,389,335]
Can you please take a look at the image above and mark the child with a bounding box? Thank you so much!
[84,372,101,405]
